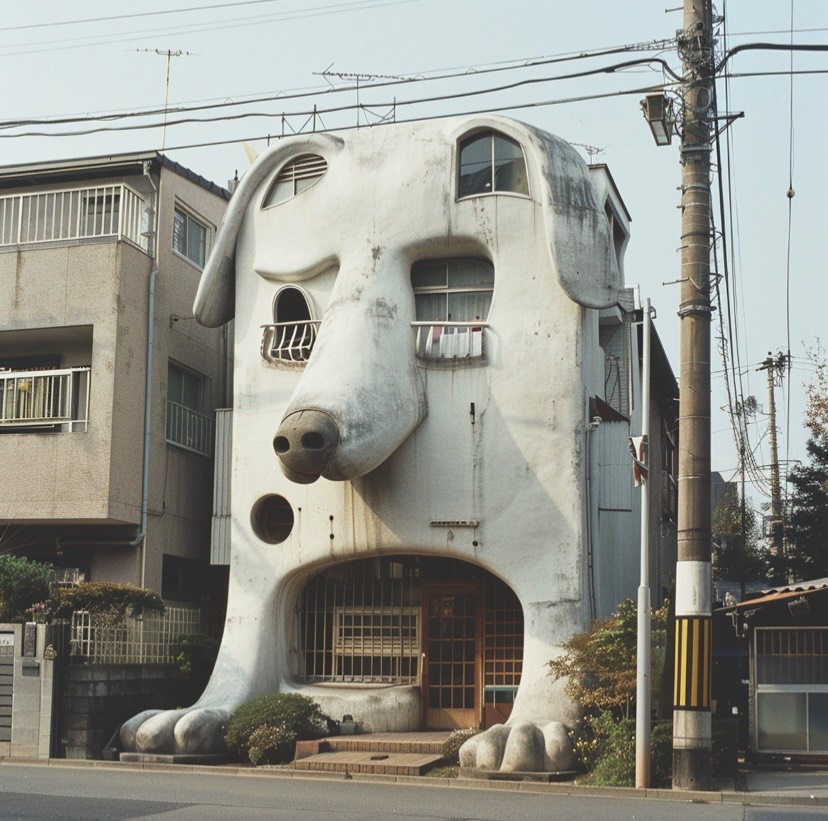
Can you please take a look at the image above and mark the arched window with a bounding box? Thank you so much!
[262,154,327,207]
[261,286,318,364]
[458,131,528,198]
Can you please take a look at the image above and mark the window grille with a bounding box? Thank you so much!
[302,559,420,684]
[263,154,327,207]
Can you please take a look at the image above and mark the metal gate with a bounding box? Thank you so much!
[0,631,14,743]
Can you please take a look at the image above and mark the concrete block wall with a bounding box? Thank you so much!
[61,664,187,759]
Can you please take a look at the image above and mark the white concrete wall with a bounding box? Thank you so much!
[190,116,622,730]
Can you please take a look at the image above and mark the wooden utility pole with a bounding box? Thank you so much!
[672,0,714,791]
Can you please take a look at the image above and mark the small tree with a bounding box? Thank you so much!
[712,484,767,582]
[547,599,669,719]
[0,556,53,622]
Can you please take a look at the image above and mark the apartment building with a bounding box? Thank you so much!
[0,152,231,606]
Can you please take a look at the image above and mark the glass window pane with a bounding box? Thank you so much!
[167,365,182,403]
[493,136,529,195]
[415,293,447,322]
[172,210,185,254]
[447,291,492,322]
[810,693,828,751]
[411,263,448,290]
[459,134,493,197]
[448,259,494,288]
[757,692,807,750]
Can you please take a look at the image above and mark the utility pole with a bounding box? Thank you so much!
[672,0,714,791]
[758,352,787,557]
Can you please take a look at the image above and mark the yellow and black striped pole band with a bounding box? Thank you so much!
[673,615,711,710]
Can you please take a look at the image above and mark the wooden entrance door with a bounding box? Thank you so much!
[422,585,482,729]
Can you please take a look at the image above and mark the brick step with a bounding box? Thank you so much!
[294,750,444,776]
[324,736,446,755]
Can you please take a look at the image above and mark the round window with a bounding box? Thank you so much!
[251,495,294,544]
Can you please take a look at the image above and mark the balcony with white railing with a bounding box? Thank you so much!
[0,184,149,251]
[166,401,213,457]
[0,367,91,432]
[412,321,488,363]
[261,320,320,364]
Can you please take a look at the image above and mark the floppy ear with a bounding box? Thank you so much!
[528,128,621,309]
[193,133,345,327]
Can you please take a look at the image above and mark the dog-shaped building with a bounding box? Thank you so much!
[121,115,664,772]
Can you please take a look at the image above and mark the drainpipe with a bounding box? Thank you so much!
[130,161,160,589]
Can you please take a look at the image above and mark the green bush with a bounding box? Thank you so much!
[47,582,164,621]
[441,728,481,764]
[247,724,297,766]
[0,556,53,622]
[225,693,331,763]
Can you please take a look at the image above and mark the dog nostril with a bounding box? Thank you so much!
[301,432,325,450]
[273,435,290,454]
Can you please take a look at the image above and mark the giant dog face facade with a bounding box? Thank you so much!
[120,116,622,765]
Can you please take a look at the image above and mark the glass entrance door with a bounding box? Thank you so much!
[423,586,482,729]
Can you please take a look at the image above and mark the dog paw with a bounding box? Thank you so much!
[459,721,574,773]
[120,706,231,755]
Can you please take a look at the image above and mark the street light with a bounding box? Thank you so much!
[641,94,675,146]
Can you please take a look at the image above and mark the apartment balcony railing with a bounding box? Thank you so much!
[261,320,320,364]
[0,184,149,251]
[412,321,488,362]
[166,401,213,457]
[0,367,91,432]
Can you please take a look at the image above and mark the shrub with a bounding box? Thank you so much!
[548,598,670,719]
[225,693,331,762]
[441,728,481,764]
[47,582,164,621]
[247,723,297,766]
[0,556,53,622]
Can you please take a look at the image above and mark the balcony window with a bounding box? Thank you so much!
[411,259,493,361]
[0,365,91,432]
[166,363,212,456]
[458,131,529,198]
[172,207,208,268]
[261,286,319,364]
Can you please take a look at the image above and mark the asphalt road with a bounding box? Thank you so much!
[0,764,825,821]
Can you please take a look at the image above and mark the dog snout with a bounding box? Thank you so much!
[274,409,340,484]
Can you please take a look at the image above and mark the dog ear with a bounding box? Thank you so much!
[193,134,344,327]
[530,128,621,309]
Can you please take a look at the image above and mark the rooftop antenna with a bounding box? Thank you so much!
[138,49,193,151]
[570,143,606,165]
[315,64,408,127]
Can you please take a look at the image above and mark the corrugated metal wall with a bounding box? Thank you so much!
[210,408,232,566]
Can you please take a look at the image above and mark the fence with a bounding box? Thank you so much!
[69,607,202,664]
[0,184,148,250]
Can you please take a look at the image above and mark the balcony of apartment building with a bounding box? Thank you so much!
[0,183,150,253]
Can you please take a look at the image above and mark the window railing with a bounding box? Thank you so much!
[261,320,320,364]
[412,321,488,361]
[166,400,213,456]
[0,184,148,251]
[0,367,90,432]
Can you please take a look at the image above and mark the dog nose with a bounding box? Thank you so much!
[273,409,340,484]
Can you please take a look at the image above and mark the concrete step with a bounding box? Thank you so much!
[294,749,444,776]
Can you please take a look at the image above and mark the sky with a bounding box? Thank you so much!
[2,0,826,511]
